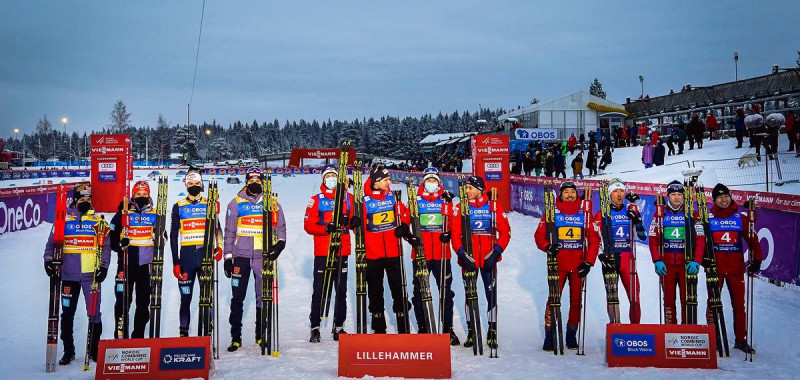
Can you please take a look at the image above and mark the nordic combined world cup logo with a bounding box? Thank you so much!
[614,338,626,348]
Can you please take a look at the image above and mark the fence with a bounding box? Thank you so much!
[693,152,800,191]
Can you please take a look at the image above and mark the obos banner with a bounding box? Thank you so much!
[607,324,716,369]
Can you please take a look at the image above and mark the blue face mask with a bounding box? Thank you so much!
[424,182,440,194]
[324,177,338,190]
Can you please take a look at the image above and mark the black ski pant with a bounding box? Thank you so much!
[463,267,497,325]
[229,256,268,340]
[60,278,102,352]
[309,255,348,329]
[367,257,411,332]
[412,259,455,330]
[736,129,744,148]
[113,262,151,339]
[177,247,204,333]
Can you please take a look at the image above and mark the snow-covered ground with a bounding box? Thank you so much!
[1,136,799,379]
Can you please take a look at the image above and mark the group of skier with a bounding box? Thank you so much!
[42,162,763,368]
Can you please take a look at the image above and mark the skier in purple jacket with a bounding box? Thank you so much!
[224,168,287,351]
[43,184,111,365]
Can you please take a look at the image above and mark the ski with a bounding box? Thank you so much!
[438,189,453,335]
[393,189,412,334]
[320,142,350,320]
[695,182,730,357]
[45,185,68,373]
[115,197,130,339]
[149,175,169,338]
[198,180,219,356]
[84,216,110,371]
[745,197,756,362]
[625,191,641,325]
[682,175,699,325]
[655,192,665,324]
[576,186,591,356]
[405,180,437,334]
[261,173,280,357]
[458,178,483,356]
[488,187,499,358]
[543,182,564,355]
[598,180,621,324]
[353,163,368,334]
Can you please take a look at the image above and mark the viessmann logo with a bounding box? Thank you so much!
[665,333,710,359]
[103,347,150,374]
[477,146,509,155]
[91,146,125,154]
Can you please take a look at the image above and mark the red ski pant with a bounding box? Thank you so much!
[707,272,748,343]
[662,263,687,324]
[544,270,582,328]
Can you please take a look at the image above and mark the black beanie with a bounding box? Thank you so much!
[666,180,684,195]
[466,176,486,192]
[712,183,731,199]
[369,165,390,183]
[559,181,577,194]
[72,184,92,204]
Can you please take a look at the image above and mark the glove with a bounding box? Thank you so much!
[686,261,700,275]
[484,244,503,269]
[626,208,642,225]
[120,237,130,248]
[577,261,592,278]
[747,259,761,274]
[405,235,421,247]
[701,256,714,268]
[44,260,55,277]
[339,214,350,229]
[598,254,617,271]
[348,216,362,229]
[654,260,667,276]
[325,222,338,234]
[224,258,233,278]
[214,247,223,261]
[456,247,476,272]
[439,232,451,243]
[173,265,188,281]
[545,243,559,256]
[441,191,455,203]
[95,266,108,283]
[268,240,286,261]
[394,223,411,238]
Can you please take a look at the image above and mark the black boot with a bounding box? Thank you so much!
[333,326,347,341]
[371,312,387,334]
[487,322,498,349]
[227,337,241,352]
[254,307,263,345]
[734,341,756,354]
[566,324,578,350]
[463,326,475,348]
[59,319,75,365]
[542,327,554,351]
[58,349,75,365]
[89,322,102,362]
[396,312,410,334]
[179,328,189,337]
[417,323,429,334]
[309,327,321,343]
[448,327,460,346]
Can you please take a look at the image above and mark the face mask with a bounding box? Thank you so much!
[77,201,92,214]
[134,197,149,209]
[424,182,440,194]
[324,177,337,190]
[187,186,202,196]
[247,183,263,194]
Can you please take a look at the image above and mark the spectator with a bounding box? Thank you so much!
[687,113,705,150]
[785,110,795,152]
[638,122,649,146]
[578,133,586,146]
[674,122,687,154]
[666,134,675,156]
[642,138,654,168]
[598,147,612,174]
[734,108,746,148]
[650,129,660,146]
[794,115,800,157]
[571,152,584,179]
[554,149,567,178]
[568,133,577,154]
[586,147,598,177]
[561,141,568,157]
[588,130,597,146]
[544,151,554,177]
[654,140,666,166]
[522,151,535,176]
[706,111,719,140]
[620,126,630,147]
[533,151,543,176]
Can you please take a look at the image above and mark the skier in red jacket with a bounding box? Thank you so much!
[648,180,705,324]
[450,176,511,350]
[303,164,357,342]
[707,183,762,354]
[534,181,601,350]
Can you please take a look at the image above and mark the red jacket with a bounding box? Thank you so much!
[414,183,452,260]
[648,204,705,265]
[450,192,511,268]
[638,124,648,136]
[705,115,719,131]
[651,131,660,144]
[534,197,601,271]
[568,136,577,148]
[360,178,410,260]
[786,114,795,133]
[709,202,763,274]
[303,184,353,257]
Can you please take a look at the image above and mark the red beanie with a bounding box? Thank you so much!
[132,180,150,197]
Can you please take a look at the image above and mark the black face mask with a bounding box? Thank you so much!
[187,186,202,196]
[134,197,149,209]
[77,201,92,214]
[247,183,263,195]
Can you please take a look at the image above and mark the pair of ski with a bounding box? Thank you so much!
[148,176,169,338]
[321,142,351,332]
[198,180,221,358]
[542,182,563,355]
[261,174,280,357]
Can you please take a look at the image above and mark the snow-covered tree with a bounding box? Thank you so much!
[589,78,606,99]
[108,100,132,131]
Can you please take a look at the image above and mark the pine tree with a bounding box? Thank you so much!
[589,78,606,99]
[36,115,52,134]
[109,100,132,131]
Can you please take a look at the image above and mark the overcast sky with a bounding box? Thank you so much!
[1,0,798,138]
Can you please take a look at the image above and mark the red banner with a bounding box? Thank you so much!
[606,324,717,369]
[96,336,211,379]
[90,134,132,213]
[338,334,451,378]
[288,147,356,167]
[472,135,510,210]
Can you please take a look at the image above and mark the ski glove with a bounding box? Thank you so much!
[214,247,223,261]
[545,243,559,256]
[654,260,667,276]
[120,237,130,248]
[223,258,233,278]
[701,256,714,268]
[577,261,592,278]
[268,240,286,261]
[441,191,455,203]
[348,216,362,229]
[95,266,108,283]
[456,247,476,272]
[325,222,338,234]
[484,244,503,269]
[626,208,642,225]
[44,260,55,277]
[747,259,762,274]
[404,234,421,247]
[686,261,700,275]
[173,265,188,281]
[598,254,617,271]
[439,232,451,243]
[394,223,411,238]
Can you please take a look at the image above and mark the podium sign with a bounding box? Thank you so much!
[338,334,451,378]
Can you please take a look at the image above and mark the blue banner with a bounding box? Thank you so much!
[610,333,656,357]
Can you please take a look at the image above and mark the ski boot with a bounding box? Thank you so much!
[89,322,102,362]
[227,338,241,352]
[372,312,387,334]
[446,326,460,346]
[734,341,756,355]
[417,324,429,334]
[566,324,578,350]
[487,322,498,349]
[179,328,189,338]
[396,312,410,334]
[59,349,75,366]
[542,327,554,351]
[463,327,476,348]
[309,327,321,343]
[333,326,347,341]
